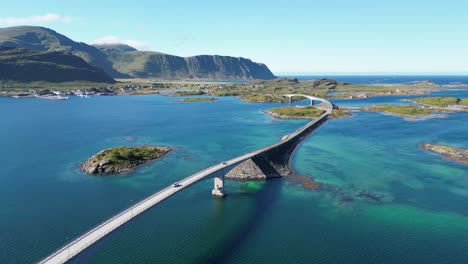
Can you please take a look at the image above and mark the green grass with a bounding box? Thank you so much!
[266,106,325,118]
[329,109,352,119]
[94,146,169,168]
[458,98,468,105]
[369,105,432,116]
[178,97,217,102]
[241,94,290,103]
[169,90,206,97]
[411,97,460,106]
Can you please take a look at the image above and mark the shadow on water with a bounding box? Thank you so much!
[194,178,283,264]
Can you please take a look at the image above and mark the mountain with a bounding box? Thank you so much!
[96,47,276,80]
[0,26,276,80]
[0,26,125,77]
[92,44,138,52]
[0,46,115,83]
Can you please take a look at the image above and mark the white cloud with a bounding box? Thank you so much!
[0,13,79,26]
[89,35,149,50]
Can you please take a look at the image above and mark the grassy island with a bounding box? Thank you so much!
[177,97,217,102]
[240,94,290,103]
[168,90,206,97]
[368,105,432,116]
[420,143,468,164]
[264,106,351,119]
[411,97,461,106]
[80,146,172,175]
[411,96,468,107]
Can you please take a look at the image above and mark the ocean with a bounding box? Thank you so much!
[0,76,467,263]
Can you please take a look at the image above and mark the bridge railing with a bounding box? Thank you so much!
[39,95,333,264]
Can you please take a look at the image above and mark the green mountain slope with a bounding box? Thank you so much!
[0,26,125,77]
[97,47,276,80]
[0,26,276,80]
[0,46,115,83]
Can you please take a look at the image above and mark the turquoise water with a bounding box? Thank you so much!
[1,90,467,263]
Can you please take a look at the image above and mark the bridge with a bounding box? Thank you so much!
[38,94,333,264]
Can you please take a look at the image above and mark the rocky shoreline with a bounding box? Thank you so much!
[80,146,172,175]
[420,143,468,164]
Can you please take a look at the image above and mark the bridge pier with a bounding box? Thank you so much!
[310,99,314,106]
[288,96,292,104]
[212,176,226,197]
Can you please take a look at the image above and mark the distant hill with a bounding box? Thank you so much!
[92,44,138,52]
[0,46,115,83]
[0,26,276,80]
[0,26,127,77]
[96,46,275,80]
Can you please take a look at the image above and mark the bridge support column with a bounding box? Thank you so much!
[288,96,292,104]
[310,99,314,106]
[212,176,226,197]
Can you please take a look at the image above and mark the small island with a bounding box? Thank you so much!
[81,146,172,175]
[411,96,468,107]
[420,143,468,164]
[367,105,433,116]
[167,90,206,97]
[240,94,291,103]
[342,104,445,121]
[177,97,217,102]
[264,106,351,119]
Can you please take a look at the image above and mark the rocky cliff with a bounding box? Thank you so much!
[0,26,276,80]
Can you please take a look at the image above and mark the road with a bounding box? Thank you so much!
[38,95,333,264]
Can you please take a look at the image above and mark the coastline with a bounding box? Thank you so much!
[80,146,174,175]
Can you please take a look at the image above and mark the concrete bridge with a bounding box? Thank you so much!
[38,95,333,264]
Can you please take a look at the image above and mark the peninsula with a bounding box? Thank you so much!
[420,143,468,164]
[81,146,172,175]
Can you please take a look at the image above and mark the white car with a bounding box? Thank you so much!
[172,182,181,187]
[221,161,228,165]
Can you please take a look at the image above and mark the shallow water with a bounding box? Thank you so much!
[0,89,467,263]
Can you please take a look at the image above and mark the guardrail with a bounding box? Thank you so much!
[38,95,333,264]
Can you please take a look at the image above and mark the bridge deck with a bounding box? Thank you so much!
[38,95,333,264]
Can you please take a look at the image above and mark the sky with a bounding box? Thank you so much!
[1,0,468,74]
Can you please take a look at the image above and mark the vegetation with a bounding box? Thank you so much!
[460,98,468,105]
[265,106,351,119]
[205,78,436,103]
[329,109,353,119]
[0,26,275,80]
[168,90,206,96]
[265,106,326,118]
[241,94,290,103]
[100,47,276,80]
[368,105,432,116]
[0,26,121,77]
[411,97,461,106]
[80,146,172,174]
[0,47,114,83]
[178,97,217,102]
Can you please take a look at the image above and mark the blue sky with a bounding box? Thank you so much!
[1,0,468,74]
